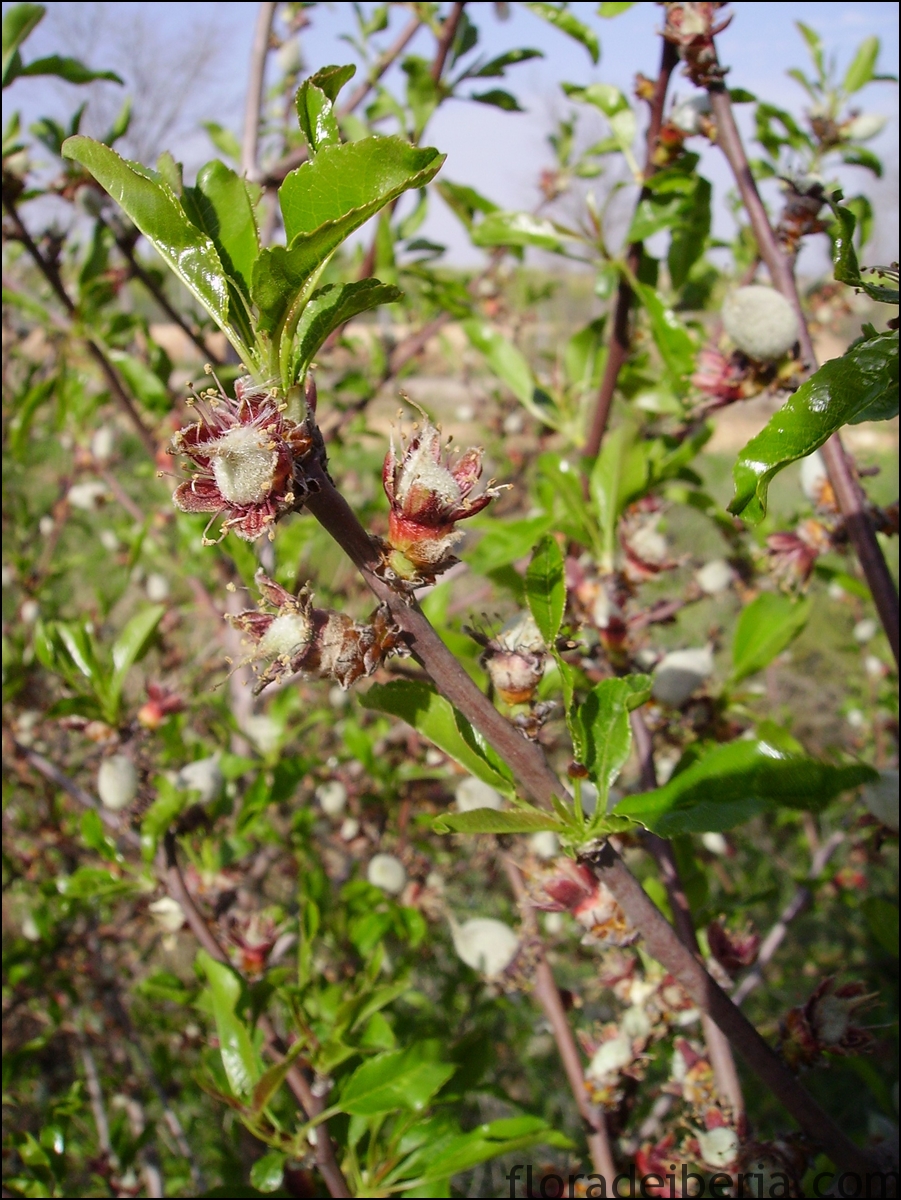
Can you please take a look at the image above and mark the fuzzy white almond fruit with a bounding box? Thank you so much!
[853,618,878,643]
[800,450,829,505]
[695,559,734,595]
[450,917,519,976]
[721,286,799,361]
[669,92,712,135]
[91,426,115,462]
[697,1126,739,1169]
[148,897,186,933]
[339,817,360,841]
[176,755,223,804]
[701,832,729,856]
[145,573,170,602]
[652,646,714,706]
[316,780,348,817]
[367,853,407,895]
[67,481,108,511]
[455,776,504,812]
[528,831,560,859]
[97,754,138,811]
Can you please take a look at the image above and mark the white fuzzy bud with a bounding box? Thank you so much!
[97,754,138,811]
[99,530,119,552]
[695,559,734,595]
[701,832,729,856]
[39,516,54,537]
[696,1126,739,1169]
[339,817,360,841]
[652,646,714,706]
[145,573,170,602]
[367,853,407,895]
[844,113,887,141]
[176,755,223,804]
[91,426,115,463]
[853,618,878,643]
[148,896,186,933]
[450,917,519,977]
[455,776,504,812]
[316,780,348,817]
[721,286,799,361]
[528,831,560,859]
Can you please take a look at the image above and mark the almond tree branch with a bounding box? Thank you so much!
[242,2,278,182]
[584,38,679,457]
[3,192,158,458]
[703,69,899,667]
[504,859,617,1189]
[301,462,875,1176]
[631,712,745,1123]
[262,10,424,187]
[431,2,466,84]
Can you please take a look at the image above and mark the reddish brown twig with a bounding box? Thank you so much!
[431,2,466,83]
[584,39,679,457]
[703,60,899,666]
[301,460,875,1176]
[505,859,617,1188]
[242,2,278,181]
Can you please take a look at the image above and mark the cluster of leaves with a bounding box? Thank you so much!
[2,3,898,1198]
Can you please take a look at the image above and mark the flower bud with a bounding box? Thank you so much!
[454,776,504,812]
[316,780,348,817]
[721,286,799,361]
[97,754,138,811]
[367,853,407,895]
[450,917,519,977]
[381,412,507,582]
[706,919,760,975]
[175,755,223,804]
[171,371,318,543]
[780,977,875,1070]
[148,896,186,933]
[479,612,547,706]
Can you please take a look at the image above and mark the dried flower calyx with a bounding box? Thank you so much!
[779,977,876,1071]
[171,369,321,544]
[528,858,639,947]
[228,570,407,693]
[381,408,508,584]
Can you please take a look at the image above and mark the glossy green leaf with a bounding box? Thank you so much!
[183,161,260,299]
[198,950,261,1099]
[80,808,120,863]
[251,1042,305,1115]
[339,1046,455,1115]
[525,535,565,645]
[433,808,567,836]
[61,137,244,356]
[436,179,499,231]
[111,604,164,691]
[464,512,555,575]
[843,36,879,94]
[201,121,240,163]
[18,54,121,85]
[278,136,444,245]
[308,62,356,103]
[469,88,524,112]
[470,48,543,77]
[409,1116,573,1186]
[139,780,189,860]
[361,681,515,795]
[296,81,340,156]
[57,866,134,899]
[598,1,634,14]
[293,278,402,379]
[576,675,651,807]
[471,210,570,253]
[634,282,695,392]
[54,622,103,684]
[729,331,899,522]
[614,739,877,835]
[826,196,899,303]
[524,3,600,63]
[2,5,45,87]
[669,177,711,289]
[590,422,648,568]
[730,593,810,683]
[249,1152,286,1193]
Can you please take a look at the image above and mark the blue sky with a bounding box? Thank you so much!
[10,2,899,270]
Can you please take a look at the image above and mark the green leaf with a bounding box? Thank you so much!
[469,89,524,112]
[61,137,247,359]
[669,177,711,290]
[524,3,600,63]
[183,161,260,299]
[599,1,634,14]
[249,1152,286,1194]
[278,136,444,246]
[576,676,651,808]
[18,54,121,85]
[464,512,555,575]
[435,179,499,232]
[251,1042,306,1115]
[470,209,570,254]
[80,809,120,863]
[202,121,241,163]
[110,603,164,700]
[796,21,824,78]
[461,318,556,426]
[826,196,899,302]
[861,897,899,957]
[433,808,567,836]
[339,1046,455,1116]
[843,35,879,94]
[57,866,134,899]
[730,593,810,683]
[139,779,189,860]
[361,681,514,795]
[729,331,899,522]
[590,422,648,568]
[307,62,356,103]
[108,349,171,414]
[3,5,45,89]
[470,48,543,77]
[840,147,883,177]
[614,739,877,835]
[410,1116,573,1186]
[525,535,565,645]
[293,278,402,380]
[633,282,695,392]
[296,81,340,156]
[198,950,261,1099]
